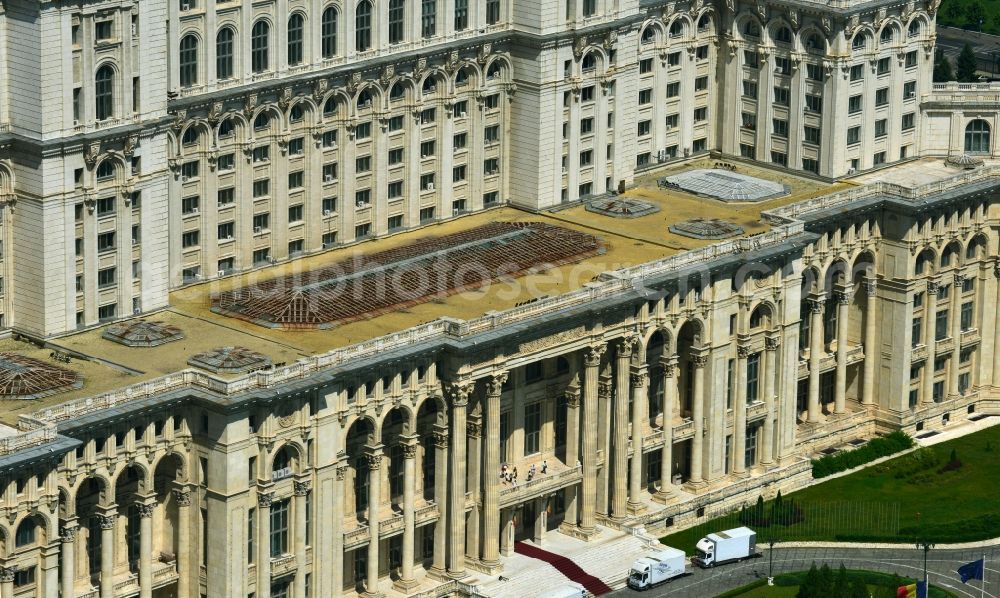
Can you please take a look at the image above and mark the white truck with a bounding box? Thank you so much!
[627,546,687,590]
[692,526,758,568]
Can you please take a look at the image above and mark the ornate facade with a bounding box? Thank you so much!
[0,0,997,597]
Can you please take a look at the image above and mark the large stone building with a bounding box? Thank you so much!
[0,0,996,597]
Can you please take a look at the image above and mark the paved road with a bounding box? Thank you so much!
[937,26,1000,75]
[607,546,999,597]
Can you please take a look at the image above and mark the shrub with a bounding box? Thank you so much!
[812,431,914,478]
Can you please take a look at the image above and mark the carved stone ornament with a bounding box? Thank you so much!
[123,133,139,158]
[97,514,116,530]
[630,372,647,388]
[278,87,293,111]
[691,353,708,368]
[927,280,940,294]
[737,343,752,359]
[401,442,418,459]
[433,431,449,449]
[585,344,607,367]
[258,492,274,507]
[336,465,348,480]
[446,50,460,73]
[789,9,799,30]
[414,57,428,78]
[866,278,878,296]
[445,381,474,407]
[478,43,493,64]
[845,14,860,39]
[573,36,588,59]
[293,480,311,496]
[809,297,826,313]
[172,109,187,131]
[664,2,676,17]
[137,503,155,518]
[603,30,618,50]
[565,390,581,408]
[821,16,832,35]
[313,78,329,102]
[765,335,781,351]
[467,421,482,438]
[380,65,395,86]
[518,326,587,353]
[903,0,916,21]
[836,290,852,305]
[0,568,14,583]
[756,0,766,20]
[173,489,192,507]
[244,93,258,117]
[486,373,508,396]
[60,526,78,541]
[84,142,101,170]
[928,0,942,16]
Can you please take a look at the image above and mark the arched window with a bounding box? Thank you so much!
[179,34,198,87]
[218,118,235,138]
[581,53,597,73]
[641,27,655,44]
[95,65,115,121]
[389,83,405,102]
[388,0,405,44]
[455,68,469,87]
[965,120,991,154]
[669,20,683,38]
[357,89,373,109]
[15,519,36,547]
[287,14,304,66]
[356,1,372,52]
[851,33,866,50]
[805,33,823,52]
[289,104,304,122]
[880,26,895,44]
[182,127,199,145]
[321,7,338,58]
[96,161,116,182]
[323,96,338,116]
[421,77,436,95]
[698,13,711,31]
[216,28,235,80]
[487,62,502,80]
[251,20,270,73]
[742,21,760,39]
[774,26,792,44]
[908,20,921,38]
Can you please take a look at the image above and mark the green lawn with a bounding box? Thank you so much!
[938,0,1000,36]
[663,424,1000,551]
[720,569,956,598]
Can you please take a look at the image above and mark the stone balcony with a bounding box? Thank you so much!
[343,502,440,550]
[499,464,582,508]
[75,560,178,598]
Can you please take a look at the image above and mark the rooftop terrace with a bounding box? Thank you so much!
[0,158,865,429]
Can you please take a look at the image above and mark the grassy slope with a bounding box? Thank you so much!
[938,0,1000,36]
[663,424,1000,551]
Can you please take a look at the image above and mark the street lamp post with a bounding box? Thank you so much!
[768,538,779,586]
[916,512,934,589]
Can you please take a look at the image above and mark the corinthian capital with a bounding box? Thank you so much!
[486,372,508,397]
[444,381,474,407]
[584,344,606,367]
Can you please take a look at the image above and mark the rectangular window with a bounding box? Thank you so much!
[874,151,886,166]
[771,151,787,166]
[746,353,760,403]
[806,63,824,82]
[847,126,861,145]
[936,310,949,341]
[253,213,270,232]
[639,58,653,74]
[773,87,790,106]
[912,317,922,346]
[741,112,757,130]
[905,50,918,68]
[97,196,116,216]
[637,120,651,136]
[877,57,891,75]
[805,94,823,113]
[665,82,680,98]
[850,64,864,81]
[253,179,270,198]
[98,303,117,321]
[322,197,337,214]
[904,81,917,100]
[875,119,888,138]
[356,189,371,206]
[694,107,707,122]
[961,301,974,331]
[217,188,235,207]
[98,232,116,252]
[420,141,436,158]
[98,267,116,288]
[182,231,200,248]
[774,57,791,75]
[802,158,819,174]
[744,50,759,68]
[388,180,404,198]
[419,207,435,223]
[484,125,500,143]
[322,130,338,147]
[694,76,708,91]
[287,204,303,223]
[252,146,270,163]
[288,137,304,155]
[876,87,889,106]
[579,150,593,167]
[849,95,863,114]
[253,248,271,265]
[667,51,681,66]
[270,500,289,558]
[388,215,403,231]
[217,153,235,171]
[804,126,821,144]
[523,402,541,455]
[483,158,500,175]
[772,118,788,137]
[218,221,234,240]
[420,174,435,190]
[182,195,199,215]
[356,122,371,139]
[902,113,915,131]
[638,89,652,105]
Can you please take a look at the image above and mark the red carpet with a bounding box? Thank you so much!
[514,541,614,596]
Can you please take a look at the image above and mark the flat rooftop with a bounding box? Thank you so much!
[0,158,847,424]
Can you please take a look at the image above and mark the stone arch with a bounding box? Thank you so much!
[111,460,150,494]
[94,154,127,187]
[320,89,352,119]
[453,61,482,90]
[915,247,937,275]
[387,77,415,104]
[765,18,794,46]
[825,257,851,289]
[964,119,991,154]
[72,473,113,508]
[150,450,189,484]
[965,233,989,260]
[270,441,304,477]
[215,111,246,144]
[12,512,49,551]
[354,81,384,113]
[941,239,963,268]
[749,301,776,330]
[484,55,511,83]
[734,12,764,41]
[799,25,828,54]
[695,9,715,35]
[0,162,13,194]
[412,393,448,426]
[418,69,447,98]
[877,18,902,46]
[639,19,665,46]
[378,402,414,434]
[0,525,8,559]
[177,119,213,154]
[286,96,317,128]
[800,264,823,294]
[579,47,607,75]
[665,13,693,40]
[850,26,874,51]
[249,103,284,135]
[906,13,929,38]
[640,324,672,356]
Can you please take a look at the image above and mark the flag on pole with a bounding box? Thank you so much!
[897,581,927,598]
[958,558,985,583]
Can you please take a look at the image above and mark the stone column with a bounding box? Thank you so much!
[175,489,192,598]
[993,263,1000,388]
[293,480,311,598]
[562,379,581,526]
[611,337,635,520]
[364,447,383,597]
[922,280,939,404]
[430,427,449,576]
[861,278,878,405]
[655,356,677,501]
[257,491,273,598]
[627,366,647,513]
[949,273,963,397]
[761,335,780,466]
[481,373,506,568]
[833,289,851,414]
[59,522,77,598]
[689,351,708,486]
[579,345,604,536]
[499,508,513,557]
[0,567,13,598]
[332,463,347,595]
[465,416,482,563]
[394,436,419,591]
[807,296,825,422]
[533,497,547,543]
[138,500,155,598]
[41,543,59,598]
[98,511,116,598]
[733,342,750,475]
[445,382,472,579]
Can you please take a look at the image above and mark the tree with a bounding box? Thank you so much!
[849,578,869,598]
[935,48,955,82]
[966,1,986,30]
[957,42,979,81]
[797,562,821,598]
[834,564,850,597]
